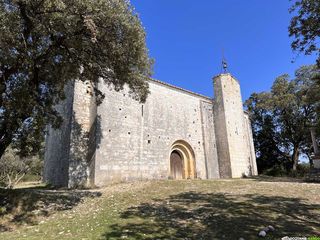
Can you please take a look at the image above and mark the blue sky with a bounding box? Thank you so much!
[130,0,317,101]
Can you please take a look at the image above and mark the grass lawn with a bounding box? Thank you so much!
[0,177,319,240]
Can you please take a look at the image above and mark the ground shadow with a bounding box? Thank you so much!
[250,175,320,184]
[102,191,320,240]
[0,187,101,231]
[249,175,307,183]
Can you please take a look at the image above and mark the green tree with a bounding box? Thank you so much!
[245,65,318,172]
[245,93,290,173]
[289,0,320,128]
[0,0,152,158]
[271,72,315,170]
[0,147,43,188]
[289,0,320,66]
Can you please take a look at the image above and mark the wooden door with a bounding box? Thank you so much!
[170,151,183,179]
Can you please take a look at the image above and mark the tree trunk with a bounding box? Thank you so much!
[6,174,13,189]
[13,172,26,188]
[309,158,314,169]
[0,122,15,159]
[292,146,299,171]
[306,152,314,169]
[0,136,11,159]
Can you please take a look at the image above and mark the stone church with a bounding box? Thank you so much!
[44,73,258,188]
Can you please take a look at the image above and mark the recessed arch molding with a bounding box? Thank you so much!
[170,140,196,179]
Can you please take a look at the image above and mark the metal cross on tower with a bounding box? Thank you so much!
[222,59,228,73]
[221,49,228,73]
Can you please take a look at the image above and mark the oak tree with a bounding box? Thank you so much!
[289,0,320,126]
[289,0,320,66]
[245,65,318,172]
[0,0,152,158]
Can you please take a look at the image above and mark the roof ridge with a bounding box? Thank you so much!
[148,78,212,101]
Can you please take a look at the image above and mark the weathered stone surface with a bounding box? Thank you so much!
[94,80,212,185]
[68,80,97,188]
[44,73,257,187]
[214,74,257,178]
[43,81,74,187]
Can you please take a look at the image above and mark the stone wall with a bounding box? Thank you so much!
[68,80,97,188]
[200,101,220,178]
[213,74,256,178]
[94,80,219,186]
[244,113,258,175]
[44,73,257,187]
[44,80,97,188]
[43,82,74,187]
[213,75,232,178]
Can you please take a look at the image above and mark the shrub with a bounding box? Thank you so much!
[0,148,43,188]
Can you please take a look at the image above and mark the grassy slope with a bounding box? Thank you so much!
[0,178,319,240]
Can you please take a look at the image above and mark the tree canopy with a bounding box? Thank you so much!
[245,65,319,173]
[288,0,320,164]
[289,0,320,66]
[0,0,153,158]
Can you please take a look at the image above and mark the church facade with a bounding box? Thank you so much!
[44,73,258,188]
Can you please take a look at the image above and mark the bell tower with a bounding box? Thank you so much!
[213,72,256,178]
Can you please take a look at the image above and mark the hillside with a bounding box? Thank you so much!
[0,178,319,240]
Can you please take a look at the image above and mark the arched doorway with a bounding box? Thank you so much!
[170,140,196,179]
[170,150,183,179]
